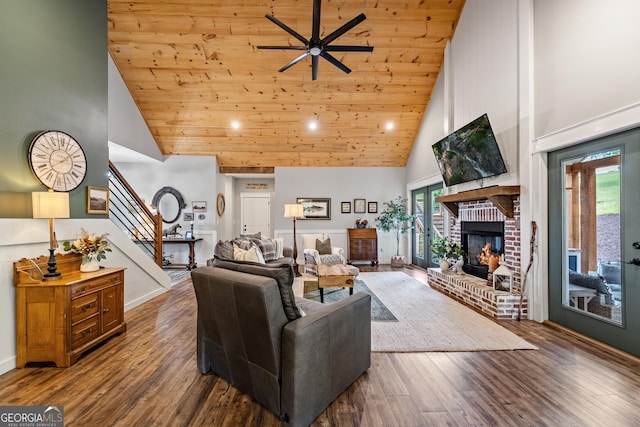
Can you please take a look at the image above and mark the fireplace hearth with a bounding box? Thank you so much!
[461,221,504,279]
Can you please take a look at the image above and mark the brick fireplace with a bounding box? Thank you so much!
[428,186,526,319]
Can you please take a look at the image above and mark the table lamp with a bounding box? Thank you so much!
[32,190,70,279]
[284,203,304,277]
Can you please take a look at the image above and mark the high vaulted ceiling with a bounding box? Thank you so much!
[108,0,465,171]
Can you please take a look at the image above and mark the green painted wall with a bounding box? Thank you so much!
[0,0,108,218]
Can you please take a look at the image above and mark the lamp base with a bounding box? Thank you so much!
[43,248,61,280]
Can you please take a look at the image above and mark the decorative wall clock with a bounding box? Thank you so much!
[28,130,87,191]
[216,193,225,216]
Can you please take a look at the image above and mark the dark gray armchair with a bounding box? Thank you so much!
[191,260,371,427]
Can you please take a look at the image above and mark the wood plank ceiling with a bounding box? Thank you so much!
[108,0,465,171]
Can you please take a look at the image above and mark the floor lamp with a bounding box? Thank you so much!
[284,203,304,277]
[32,190,70,280]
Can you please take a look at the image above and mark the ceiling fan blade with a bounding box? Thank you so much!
[278,52,311,72]
[312,55,319,80]
[321,13,367,46]
[311,0,322,44]
[257,45,307,50]
[320,51,352,74]
[324,45,374,52]
[265,14,309,45]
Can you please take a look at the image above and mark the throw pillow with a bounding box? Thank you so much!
[232,237,254,250]
[251,238,278,261]
[274,237,284,259]
[240,232,261,240]
[316,238,332,255]
[215,240,234,260]
[233,244,266,264]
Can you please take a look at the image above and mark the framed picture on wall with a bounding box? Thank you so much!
[192,201,207,212]
[341,202,351,213]
[354,198,366,214]
[296,198,331,220]
[87,186,109,214]
[368,201,378,213]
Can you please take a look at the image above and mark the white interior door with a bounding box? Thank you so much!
[240,193,271,237]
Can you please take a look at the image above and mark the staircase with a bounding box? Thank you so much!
[108,161,163,267]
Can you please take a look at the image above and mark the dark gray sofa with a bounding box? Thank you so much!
[190,259,371,427]
[211,237,295,266]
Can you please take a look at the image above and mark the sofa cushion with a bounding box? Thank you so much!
[212,257,302,321]
[316,237,332,255]
[233,244,265,264]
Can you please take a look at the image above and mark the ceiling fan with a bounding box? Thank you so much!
[257,0,374,80]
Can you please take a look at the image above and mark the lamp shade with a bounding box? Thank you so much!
[284,203,304,219]
[32,191,70,219]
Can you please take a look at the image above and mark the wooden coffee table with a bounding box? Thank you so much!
[317,264,360,303]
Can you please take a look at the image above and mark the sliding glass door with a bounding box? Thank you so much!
[548,127,640,357]
[412,183,444,268]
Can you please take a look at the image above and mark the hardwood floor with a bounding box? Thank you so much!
[1,265,639,426]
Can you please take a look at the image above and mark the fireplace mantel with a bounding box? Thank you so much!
[435,185,520,218]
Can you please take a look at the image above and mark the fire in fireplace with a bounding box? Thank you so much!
[461,221,505,279]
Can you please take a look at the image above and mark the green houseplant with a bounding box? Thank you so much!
[375,197,417,266]
[431,236,465,271]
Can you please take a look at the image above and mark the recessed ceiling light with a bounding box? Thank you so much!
[231,120,240,129]
[308,120,318,131]
[385,121,394,131]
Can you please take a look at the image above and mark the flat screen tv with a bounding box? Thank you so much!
[432,114,507,186]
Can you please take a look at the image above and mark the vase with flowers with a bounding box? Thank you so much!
[355,218,368,228]
[63,228,112,272]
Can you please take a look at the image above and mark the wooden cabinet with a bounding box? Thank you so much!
[14,254,126,368]
[348,228,378,265]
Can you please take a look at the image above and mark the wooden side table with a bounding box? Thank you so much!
[163,238,202,270]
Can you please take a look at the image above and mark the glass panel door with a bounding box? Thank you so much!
[548,127,640,357]
[412,183,444,268]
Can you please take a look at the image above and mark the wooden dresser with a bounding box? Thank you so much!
[14,253,126,368]
[347,228,378,265]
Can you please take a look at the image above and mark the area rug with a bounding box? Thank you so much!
[355,271,537,352]
[303,280,398,321]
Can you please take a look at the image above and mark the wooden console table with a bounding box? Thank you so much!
[163,238,202,270]
[13,253,126,367]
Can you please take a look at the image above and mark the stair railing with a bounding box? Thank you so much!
[108,161,163,267]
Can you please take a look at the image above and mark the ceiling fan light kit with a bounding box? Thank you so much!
[257,0,373,80]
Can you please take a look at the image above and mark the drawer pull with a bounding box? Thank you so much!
[81,304,93,312]
[82,328,93,337]
[76,287,87,295]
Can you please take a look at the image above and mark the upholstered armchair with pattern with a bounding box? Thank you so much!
[302,233,346,275]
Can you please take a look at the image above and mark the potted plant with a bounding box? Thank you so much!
[375,196,417,267]
[63,228,112,272]
[431,236,465,272]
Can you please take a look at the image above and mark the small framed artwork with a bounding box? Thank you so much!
[192,201,207,212]
[183,212,194,221]
[87,186,109,214]
[296,198,331,220]
[341,201,351,213]
[368,201,378,214]
[184,230,194,240]
[354,198,366,214]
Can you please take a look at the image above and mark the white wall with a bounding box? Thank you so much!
[113,156,220,266]
[534,0,640,138]
[108,54,165,162]
[0,218,169,374]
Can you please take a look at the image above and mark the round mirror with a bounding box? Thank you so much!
[151,187,186,224]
